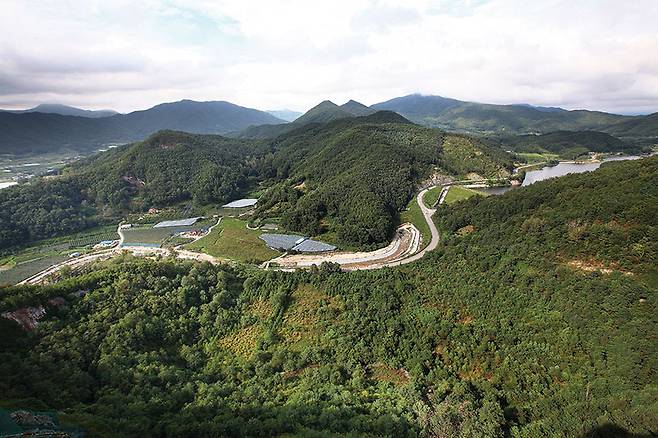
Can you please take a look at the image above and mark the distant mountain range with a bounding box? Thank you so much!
[371,94,634,135]
[235,100,377,139]
[1,103,119,118]
[1,94,656,155]
[266,109,302,122]
[0,100,284,154]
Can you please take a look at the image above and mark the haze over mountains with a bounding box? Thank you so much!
[1,93,657,155]
[1,103,119,119]
[0,100,284,154]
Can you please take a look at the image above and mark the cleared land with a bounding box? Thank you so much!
[444,185,487,205]
[422,186,442,208]
[185,217,278,263]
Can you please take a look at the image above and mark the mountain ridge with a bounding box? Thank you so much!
[0,100,285,155]
[1,103,119,118]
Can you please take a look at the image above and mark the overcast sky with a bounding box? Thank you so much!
[2,0,658,114]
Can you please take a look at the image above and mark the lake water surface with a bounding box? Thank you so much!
[521,155,642,186]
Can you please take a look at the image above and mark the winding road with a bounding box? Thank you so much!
[19,187,445,284]
[268,185,443,271]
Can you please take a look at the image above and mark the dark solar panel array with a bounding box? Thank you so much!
[292,239,336,252]
[260,233,306,250]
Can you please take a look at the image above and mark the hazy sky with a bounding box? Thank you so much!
[2,0,658,114]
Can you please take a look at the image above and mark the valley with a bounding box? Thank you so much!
[0,95,656,438]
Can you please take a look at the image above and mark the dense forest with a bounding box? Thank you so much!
[2,156,655,436]
[254,112,512,247]
[0,131,266,250]
[0,113,512,251]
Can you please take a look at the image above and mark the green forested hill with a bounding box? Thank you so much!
[0,113,511,250]
[1,156,656,437]
[234,99,375,139]
[255,112,512,247]
[605,111,658,138]
[0,131,264,249]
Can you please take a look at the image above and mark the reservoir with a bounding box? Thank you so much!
[521,155,642,186]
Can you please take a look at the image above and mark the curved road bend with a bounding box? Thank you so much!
[368,185,441,269]
[20,188,444,284]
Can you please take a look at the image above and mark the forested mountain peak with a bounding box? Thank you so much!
[340,99,376,116]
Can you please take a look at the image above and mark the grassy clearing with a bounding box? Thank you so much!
[218,325,263,358]
[444,186,487,205]
[400,195,431,250]
[516,152,560,164]
[423,186,442,208]
[185,217,278,263]
[279,285,329,350]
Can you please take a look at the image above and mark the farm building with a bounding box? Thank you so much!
[153,217,201,228]
[223,198,258,208]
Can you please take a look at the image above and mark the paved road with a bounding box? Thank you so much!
[270,185,444,271]
[374,185,442,268]
[20,187,445,284]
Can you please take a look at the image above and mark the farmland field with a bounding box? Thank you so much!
[0,225,118,285]
[185,218,278,263]
[121,219,215,247]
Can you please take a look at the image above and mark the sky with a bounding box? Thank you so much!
[1,0,658,115]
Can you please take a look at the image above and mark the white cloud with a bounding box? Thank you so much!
[0,0,657,114]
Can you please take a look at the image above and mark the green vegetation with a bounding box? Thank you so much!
[255,113,511,249]
[422,186,442,208]
[0,131,262,250]
[1,156,655,436]
[443,186,486,205]
[185,217,278,263]
[399,195,430,249]
[0,226,117,285]
[439,134,512,178]
[514,152,560,164]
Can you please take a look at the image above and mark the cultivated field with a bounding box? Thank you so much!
[185,218,278,263]
[444,185,487,205]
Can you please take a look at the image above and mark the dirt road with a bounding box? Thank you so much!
[268,185,442,271]
[20,187,444,284]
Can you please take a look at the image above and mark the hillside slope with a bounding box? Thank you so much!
[0,156,655,436]
[0,131,264,249]
[605,111,658,139]
[235,99,375,139]
[0,100,283,155]
[255,111,512,247]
